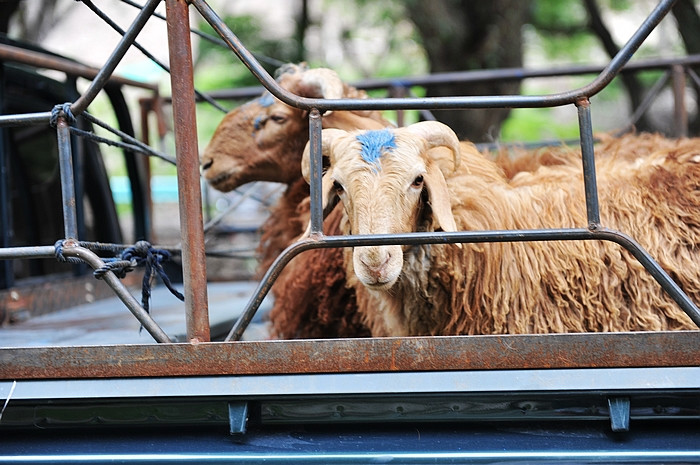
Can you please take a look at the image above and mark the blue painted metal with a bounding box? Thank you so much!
[228,402,248,436]
[2,421,700,464]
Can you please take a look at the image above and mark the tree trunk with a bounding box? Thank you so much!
[671,0,700,134]
[583,0,652,133]
[404,0,531,142]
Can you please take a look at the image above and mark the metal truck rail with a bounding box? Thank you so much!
[0,0,699,463]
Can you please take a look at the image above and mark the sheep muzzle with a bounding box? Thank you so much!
[353,245,403,290]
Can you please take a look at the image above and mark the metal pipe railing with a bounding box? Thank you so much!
[0,0,697,347]
[165,0,210,343]
[0,43,159,92]
[55,116,78,240]
[192,0,677,112]
[203,0,700,340]
[71,0,161,116]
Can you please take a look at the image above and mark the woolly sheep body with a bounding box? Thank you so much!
[307,123,699,337]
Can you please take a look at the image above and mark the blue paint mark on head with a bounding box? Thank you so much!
[258,93,275,108]
[253,115,265,131]
[356,129,396,167]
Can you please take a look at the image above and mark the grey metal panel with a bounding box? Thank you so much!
[1,367,698,401]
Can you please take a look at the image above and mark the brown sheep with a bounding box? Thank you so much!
[302,122,700,336]
[201,63,672,339]
[200,64,390,338]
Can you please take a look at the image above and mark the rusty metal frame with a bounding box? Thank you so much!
[0,0,699,383]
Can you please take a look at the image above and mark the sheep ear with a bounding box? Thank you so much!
[424,160,458,234]
[301,128,346,183]
[299,173,340,239]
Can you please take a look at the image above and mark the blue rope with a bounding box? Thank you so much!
[49,103,77,127]
[55,239,185,315]
[54,240,84,265]
[121,241,185,315]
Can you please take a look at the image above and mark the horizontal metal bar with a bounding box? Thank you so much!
[0,112,51,127]
[2,447,699,464]
[0,246,55,260]
[1,365,699,398]
[1,332,698,380]
[201,54,700,102]
[0,43,158,91]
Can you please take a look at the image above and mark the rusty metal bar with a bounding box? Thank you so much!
[225,226,700,341]
[165,0,210,343]
[2,331,699,380]
[0,43,158,92]
[671,64,688,137]
[196,54,700,103]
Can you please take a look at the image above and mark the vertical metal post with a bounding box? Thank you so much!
[671,64,688,138]
[165,0,210,343]
[576,98,601,229]
[308,109,324,236]
[0,66,13,289]
[56,116,78,239]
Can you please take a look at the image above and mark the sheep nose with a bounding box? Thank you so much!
[201,158,213,171]
[361,253,392,281]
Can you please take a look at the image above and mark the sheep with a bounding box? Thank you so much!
[301,122,700,337]
[202,63,680,339]
[200,63,598,339]
[200,63,389,338]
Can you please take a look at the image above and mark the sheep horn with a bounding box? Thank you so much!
[297,68,345,116]
[400,121,461,171]
[299,68,345,100]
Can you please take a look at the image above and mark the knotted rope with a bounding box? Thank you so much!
[49,103,77,127]
[55,240,184,315]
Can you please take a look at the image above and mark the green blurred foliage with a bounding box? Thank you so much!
[194,14,299,91]
[192,0,683,144]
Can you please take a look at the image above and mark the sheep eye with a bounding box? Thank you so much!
[412,175,424,188]
[333,180,344,193]
[269,114,287,124]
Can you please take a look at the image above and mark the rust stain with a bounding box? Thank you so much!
[1,332,699,380]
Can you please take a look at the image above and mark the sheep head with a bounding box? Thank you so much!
[301,121,461,290]
[200,63,390,192]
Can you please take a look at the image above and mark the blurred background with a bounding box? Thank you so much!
[4,0,699,142]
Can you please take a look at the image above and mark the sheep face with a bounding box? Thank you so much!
[200,64,390,192]
[302,122,461,290]
[200,92,308,191]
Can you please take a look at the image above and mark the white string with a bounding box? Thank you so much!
[0,380,17,422]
